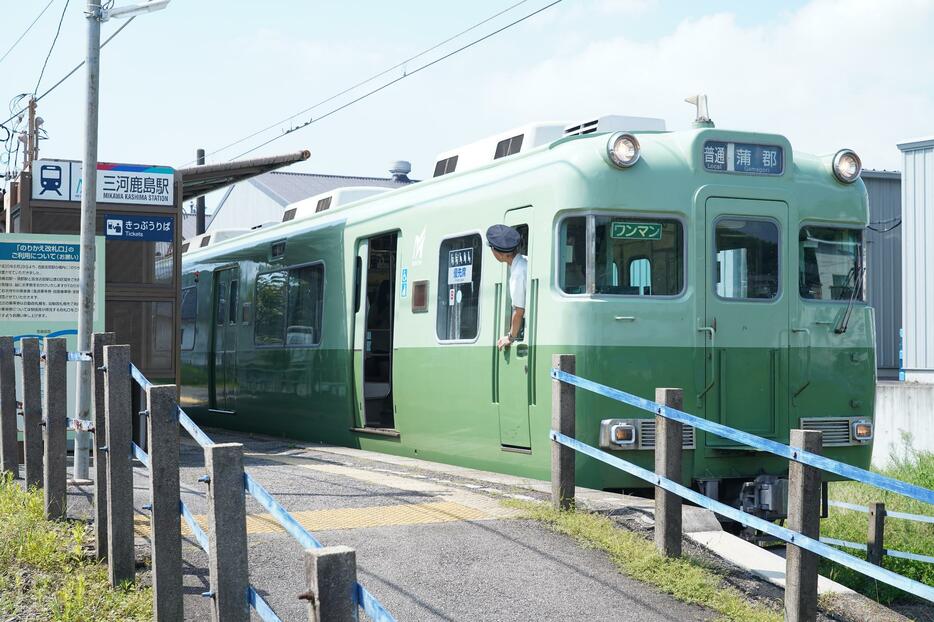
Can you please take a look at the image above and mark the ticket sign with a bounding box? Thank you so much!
[448,247,474,285]
[105,214,173,242]
[31,159,174,206]
[703,141,784,175]
[611,222,662,240]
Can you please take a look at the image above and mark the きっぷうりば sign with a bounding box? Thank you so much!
[105,214,174,242]
[31,159,174,206]
[610,222,662,240]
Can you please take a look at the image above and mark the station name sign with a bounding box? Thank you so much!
[703,141,784,175]
[31,159,174,206]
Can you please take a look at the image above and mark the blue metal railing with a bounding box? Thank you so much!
[550,369,934,603]
[130,363,396,621]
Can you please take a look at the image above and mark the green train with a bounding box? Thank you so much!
[180,110,875,519]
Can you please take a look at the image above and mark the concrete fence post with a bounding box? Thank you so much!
[43,338,67,519]
[654,388,683,558]
[92,332,115,561]
[785,429,823,622]
[21,338,42,489]
[551,354,576,511]
[147,383,183,622]
[205,443,250,622]
[303,546,359,622]
[867,502,886,566]
[0,336,18,477]
[103,344,135,586]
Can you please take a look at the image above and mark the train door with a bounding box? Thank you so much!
[353,233,397,429]
[210,267,239,414]
[702,198,789,445]
[497,208,532,450]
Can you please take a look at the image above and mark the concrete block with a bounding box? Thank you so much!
[551,354,575,510]
[0,336,17,476]
[304,546,359,622]
[654,388,683,558]
[786,429,822,622]
[92,332,114,561]
[103,345,135,586]
[205,443,249,622]
[20,338,42,488]
[42,338,67,519]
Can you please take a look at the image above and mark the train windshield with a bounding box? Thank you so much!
[558,215,683,296]
[799,226,863,301]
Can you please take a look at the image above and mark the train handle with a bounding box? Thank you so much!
[697,325,716,400]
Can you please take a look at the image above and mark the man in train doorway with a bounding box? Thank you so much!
[486,224,527,351]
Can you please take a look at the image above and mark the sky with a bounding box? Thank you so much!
[1,0,932,213]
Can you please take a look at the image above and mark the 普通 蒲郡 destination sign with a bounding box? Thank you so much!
[703,141,783,175]
[610,222,662,240]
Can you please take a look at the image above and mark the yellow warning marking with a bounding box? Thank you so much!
[134,501,493,539]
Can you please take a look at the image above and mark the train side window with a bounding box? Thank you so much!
[254,270,288,346]
[799,227,863,301]
[558,216,587,294]
[715,218,779,300]
[436,234,482,342]
[286,263,325,346]
[180,286,197,351]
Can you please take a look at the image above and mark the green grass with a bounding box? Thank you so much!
[0,474,151,621]
[509,500,782,622]
[820,444,934,604]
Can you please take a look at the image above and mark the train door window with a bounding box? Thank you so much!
[715,218,779,300]
[228,279,239,324]
[558,216,587,294]
[180,286,197,350]
[254,270,288,345]
[286,264,324,346]
[436,233,482,341]
[215,282,227,326]
[799,227,863,301]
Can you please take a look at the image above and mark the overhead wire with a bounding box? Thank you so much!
[230,0,563,161]
[186,0,536,166]
[0,0,57,68]
[35,0,73,96]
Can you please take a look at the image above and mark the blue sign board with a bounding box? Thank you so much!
[104,214,173,242]
[703,141,783,175]
[400,267,409,298]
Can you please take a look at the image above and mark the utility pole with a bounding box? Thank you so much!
[72,0,173,482]
[72,0,103,482]
[196,148,205,234]
[26,98,37,171]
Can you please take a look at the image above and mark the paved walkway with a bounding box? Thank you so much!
[65,430,718,621]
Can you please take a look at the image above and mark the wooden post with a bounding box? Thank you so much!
[654,388,683,558]
[785,429,822,622]
[21,338,42,488]
[43,338,67,519]
[0,336,18,477]
[147,384,183,622]
[205,443,250,622]
[303,546,359,622]
[867,502,886,566]
[92,332,115,560]
[551,354,576,510]
[103,345,135,586]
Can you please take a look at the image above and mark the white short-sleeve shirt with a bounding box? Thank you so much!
[509,254,528,309]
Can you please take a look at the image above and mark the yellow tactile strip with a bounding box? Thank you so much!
[134,500,492,539]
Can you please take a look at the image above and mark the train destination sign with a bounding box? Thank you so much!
[611,222,662,240]
[105,214,174,242]
[448,247,474,284]
[703,141,784,175]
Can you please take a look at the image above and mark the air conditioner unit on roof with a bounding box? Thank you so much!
[564,115,666,136]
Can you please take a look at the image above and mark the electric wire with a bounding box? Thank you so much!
[0,0,57,68]
[867,220,901,233]
[35,0,73,96]
[230,0,563,161]
[0,17,136,128]
[187,0,536,166]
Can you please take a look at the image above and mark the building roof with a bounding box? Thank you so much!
[247,171,414,206]
[897,136,934,151]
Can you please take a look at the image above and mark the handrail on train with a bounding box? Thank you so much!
[550,366,934,604]
[129,363,396,622]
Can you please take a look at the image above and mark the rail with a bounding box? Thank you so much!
[549,360,934,607]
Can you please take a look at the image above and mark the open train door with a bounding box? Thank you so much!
[497,208,533,450]
[210,266,239,414]
[702,198,790,446]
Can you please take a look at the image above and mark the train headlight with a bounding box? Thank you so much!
[852,419,873,442]
[610,423,637,446]
[832,149,861,184]
[607,132,641,168]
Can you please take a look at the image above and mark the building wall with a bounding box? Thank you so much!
[206,183,284,232]
[863,171,902,376]
[899,139,934,383]
[872,382,934,466]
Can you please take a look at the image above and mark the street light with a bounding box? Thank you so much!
[72,0,170,482]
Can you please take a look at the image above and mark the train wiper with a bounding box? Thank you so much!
[835,264,865,334]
